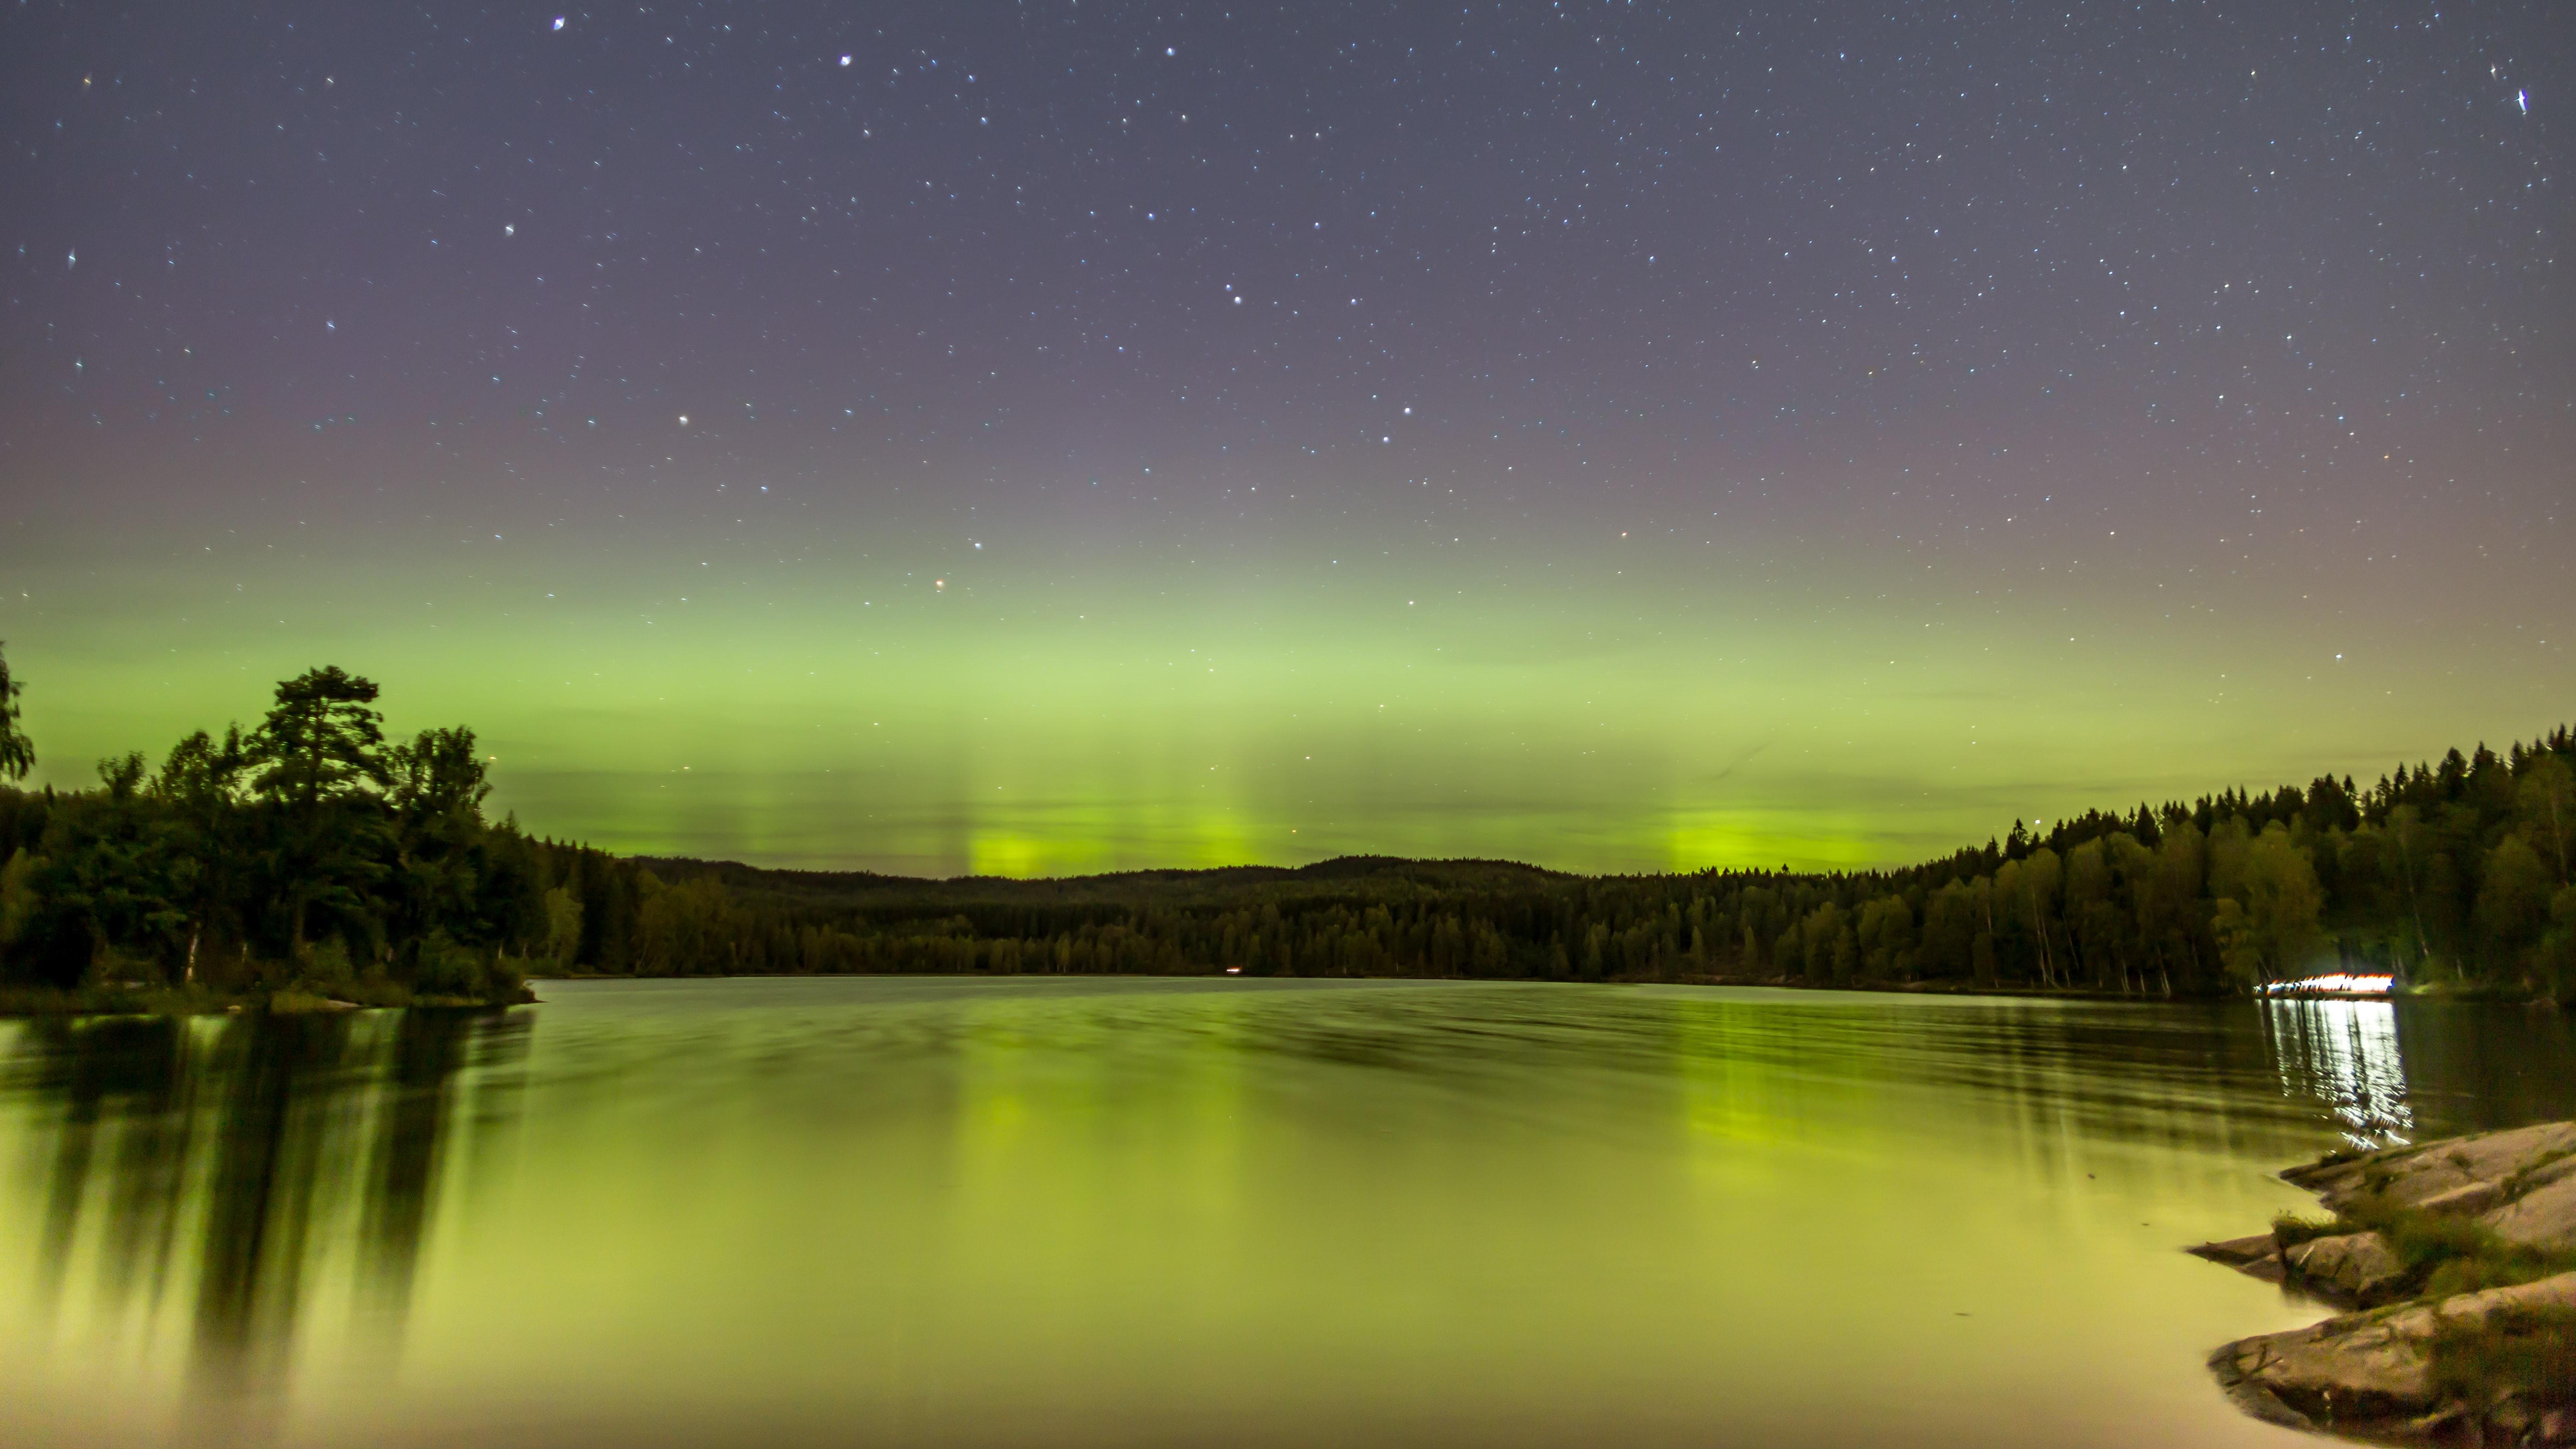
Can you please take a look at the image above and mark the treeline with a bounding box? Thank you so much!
[3,644,2572,1001]
[0,654,540,1003]
[526,729,2576,1000]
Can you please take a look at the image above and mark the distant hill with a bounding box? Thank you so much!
[629,855,1576,911]
[549,724,2575,998]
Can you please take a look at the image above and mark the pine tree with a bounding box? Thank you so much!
[0,643,32,782]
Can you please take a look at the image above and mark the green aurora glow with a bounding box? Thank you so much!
[8,486,2565,876]
[8,5,2571,875]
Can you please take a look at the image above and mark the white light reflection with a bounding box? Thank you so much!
[2266,998,2414,1149]
[2262,973,2393,997]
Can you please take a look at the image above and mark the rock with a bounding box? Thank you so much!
[2211,1269,2576,1438]
[2484,1170,2576,1252]
[2285,1231,2411,1306]
[2189,1233,2290,1286]
[2189,1233,2281,1268]
[2216,1375,2316,1432]
[2286,1121,2576,1215]
[2280,1120,2576,1249]
[2206,1123,2576,1439]
[2211,1303,2438,1426]
[2413,1178,2505,1217]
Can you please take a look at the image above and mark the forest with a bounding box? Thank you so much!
[536,730,2576,999]
[1,646,2572,1002]
[0,652,539,1005]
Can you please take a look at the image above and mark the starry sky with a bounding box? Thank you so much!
[3,2,2569,876]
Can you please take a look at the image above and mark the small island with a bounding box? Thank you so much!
[2195,1124,2576,1443]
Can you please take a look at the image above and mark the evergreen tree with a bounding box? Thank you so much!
[250,669,390,953]
[0,643,31,782]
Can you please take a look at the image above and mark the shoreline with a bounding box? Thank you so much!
[2193,1124,2576,1443]
[0,982,538,1018]
[527,967,2559,1007]
[9,967,2552,1018]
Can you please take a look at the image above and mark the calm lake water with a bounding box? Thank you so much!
[5,979,2575,1448]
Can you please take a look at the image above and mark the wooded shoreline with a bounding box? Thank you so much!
[10,967,2539,1024]
[2,649,2571,1008]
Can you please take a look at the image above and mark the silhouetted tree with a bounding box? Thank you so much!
[250,669,390,953]
[0,643,31,782]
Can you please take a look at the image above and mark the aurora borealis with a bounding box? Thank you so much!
[3,2,2569,875]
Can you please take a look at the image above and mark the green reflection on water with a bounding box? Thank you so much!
[1,983,2572,1448]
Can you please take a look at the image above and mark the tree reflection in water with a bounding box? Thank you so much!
[8,1008,527,1410]
[8,985,2576,1449]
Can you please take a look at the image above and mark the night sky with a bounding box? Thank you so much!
[4,2,2569,875]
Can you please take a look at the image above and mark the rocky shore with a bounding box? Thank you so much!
[2193,1122,2576,1443]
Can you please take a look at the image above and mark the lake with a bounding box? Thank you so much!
[4,978,2574,1447]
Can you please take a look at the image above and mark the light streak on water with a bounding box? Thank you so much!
[2264,998,2414,1148]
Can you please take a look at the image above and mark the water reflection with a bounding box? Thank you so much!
[2255,999,2576,1150]
[2264,999,2415,1147]
[3,1009,527,1413]
[6,984,2576,1449]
